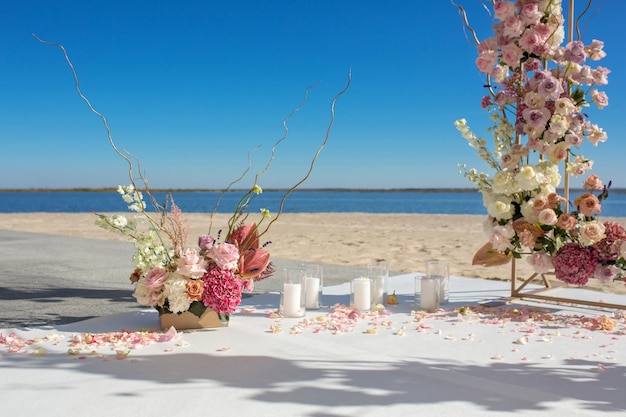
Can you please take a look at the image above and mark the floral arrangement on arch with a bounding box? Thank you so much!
[454,0,626,286]
[35,35,351,320]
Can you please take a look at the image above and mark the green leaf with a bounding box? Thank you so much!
[187,301,207,318]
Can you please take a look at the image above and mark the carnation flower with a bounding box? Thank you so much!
[552,243,597,286]
[201,266,243,314]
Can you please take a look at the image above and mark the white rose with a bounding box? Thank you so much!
[578,221,606,246]
[491,171,514,194]
[515,166,542,191]
[487,198,515,221]
[520,201,539,223]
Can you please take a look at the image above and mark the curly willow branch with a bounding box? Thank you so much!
[33,34,178,247]
[258,69,352,239]
[450,0,481,46]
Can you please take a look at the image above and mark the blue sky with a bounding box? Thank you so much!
[1,0,624,190]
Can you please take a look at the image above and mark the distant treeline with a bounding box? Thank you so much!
[1,187,625,194]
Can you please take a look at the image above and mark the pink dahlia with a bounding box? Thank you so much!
[593,221,626,261]
[201,266,243,314]
[552,243,597,286]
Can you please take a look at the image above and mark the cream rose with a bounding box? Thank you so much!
[578,221,606,246]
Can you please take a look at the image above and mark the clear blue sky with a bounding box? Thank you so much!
[1,0,624,189]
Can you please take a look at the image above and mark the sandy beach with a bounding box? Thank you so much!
[2,212,625,295]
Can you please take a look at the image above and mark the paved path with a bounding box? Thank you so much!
[0,230,371,328]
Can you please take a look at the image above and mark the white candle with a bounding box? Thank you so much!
[372,276,385,305]
[282,283,302,317]
[420,278,439,310]
[353,278,371,311]
[305,277,320,308]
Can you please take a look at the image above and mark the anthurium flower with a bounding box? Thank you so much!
[229,223,260,251]
[238,248,270,280]
[472,242,512,267]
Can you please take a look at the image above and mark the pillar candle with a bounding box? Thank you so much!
[420,277,439,310]
[353,277,371,311]
[305,277,320,308]
[282,283,302,317]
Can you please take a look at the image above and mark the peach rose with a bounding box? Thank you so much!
[538,208,558,226]
[583,174,603,190]
[574,193,601,217]
[556,213,577,231]
[186,279,204,302]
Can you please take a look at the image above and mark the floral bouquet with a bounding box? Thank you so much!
[454,0,626,286]
[34,35,351,324]
[96,184,274,321]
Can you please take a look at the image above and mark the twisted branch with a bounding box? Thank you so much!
[258,69,352,238]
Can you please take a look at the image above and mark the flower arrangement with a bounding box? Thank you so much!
[96,184,275,320]
[34,35,351,322]
[454,0,626,286]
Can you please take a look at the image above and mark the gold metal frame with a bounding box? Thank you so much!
[510,258,626,310]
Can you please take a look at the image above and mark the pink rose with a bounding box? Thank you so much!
[209,242,240,270]
[494,1,516,20]
[564,40,587,64]
[620,241,626,259]
[177,248,208,278]
[145,268,169,291]
[538,208,558,226]
[527,252,553,274]
[591,90,608,110]
[593,264,618,283]
[476,51,497,74]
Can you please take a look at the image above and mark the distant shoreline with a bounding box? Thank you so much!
[1,187,624,194]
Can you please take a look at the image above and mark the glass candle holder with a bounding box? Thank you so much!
[367,261,388,307]
[303,263,323,310]
[414,274,440,311]
[426,260,450,304]
[350,277,371,311]
[280,268,306,318]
